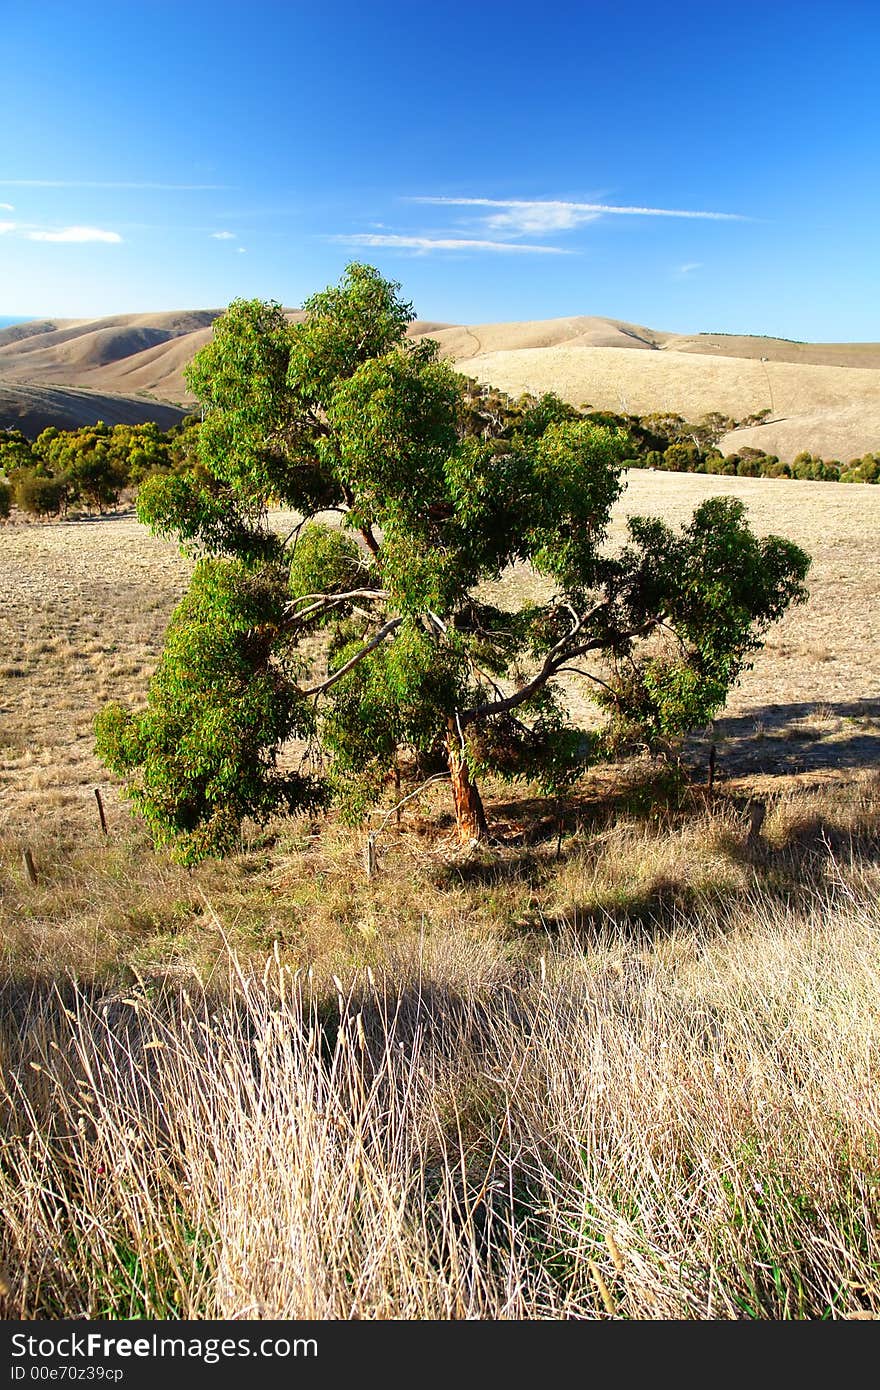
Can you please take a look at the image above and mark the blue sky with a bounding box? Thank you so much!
[1,0,877,338]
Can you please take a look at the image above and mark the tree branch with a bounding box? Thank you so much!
[299,616,402,697]
[362,530,381,562]
[368,771,451,841]
[285,587,389,614]
[458,612,656,727]
[556,665,623,703]
[282,588,390,631]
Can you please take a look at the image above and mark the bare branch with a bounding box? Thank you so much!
[283,588,390,631]
[556,665,623,702]
[369,771,451,841]
[285,587,389,614]
[299,616,402,698]
[458,612,656,727]
[281,516,308,550]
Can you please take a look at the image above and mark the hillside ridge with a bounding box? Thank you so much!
[2,308,878,456]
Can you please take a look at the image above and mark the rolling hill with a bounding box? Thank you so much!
[1,309,878,459]
[0,382,189,437]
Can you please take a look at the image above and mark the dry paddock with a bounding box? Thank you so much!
[1,470,878,841]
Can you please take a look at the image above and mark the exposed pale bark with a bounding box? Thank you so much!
[445,719,488,844]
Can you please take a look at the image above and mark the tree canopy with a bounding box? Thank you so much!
[96,264,810,863]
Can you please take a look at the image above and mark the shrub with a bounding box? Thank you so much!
[14,470,67,517]
[736,457,763,477]
[858,454,879,484]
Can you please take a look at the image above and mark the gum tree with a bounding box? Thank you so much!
[96,264,810,862]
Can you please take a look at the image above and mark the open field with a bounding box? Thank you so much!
[453,344,880,464]
[3,470,877,845]
[1,470,879,1318]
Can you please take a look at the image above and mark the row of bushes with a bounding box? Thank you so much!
[629,444,880,484]
[1,393,878,521]
[0,417,200,517]
[461,385,879,485]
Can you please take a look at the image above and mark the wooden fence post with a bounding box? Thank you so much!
[22,848,37,886]
[747,799,766,848]
[363,833,377,879]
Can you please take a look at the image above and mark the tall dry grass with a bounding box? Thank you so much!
[1,857,878,1320]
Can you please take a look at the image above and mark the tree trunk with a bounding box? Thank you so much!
[445,719,488,844]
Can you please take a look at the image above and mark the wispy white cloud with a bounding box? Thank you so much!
[410,196,746,236]
[676,261,703,276]
[485,204,600,234]
[0,179,228,190]
[0,202,13,211]
[211,230,236,240]
[26,225,122,243]
[330,233,569,255]
[0,221,16,235]
[236,247,247,254]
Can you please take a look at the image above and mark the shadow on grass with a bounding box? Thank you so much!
[718,808,880,882]
[537,876,712,943]
[432,757,879,943]
[432,763,691,892]
[686,698,880,778]
[554,802,880,944]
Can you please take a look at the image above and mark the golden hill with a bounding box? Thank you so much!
[1,310,878,458]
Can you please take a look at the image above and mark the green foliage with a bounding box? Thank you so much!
[0,478,10,519]
[322,622,470,821]
[97,264,812,861]
[136,469,281,563]
[0,418,200,520]
[326,345,461,540]
[287,525,368,613]
[287,261,414,402]
[0,428,35,474]
[598,497,810,748]
[514,390,581,440]
[469,699,592,794]
[667,441,710,472]
[95,560,324,864]
[840,453,880,484]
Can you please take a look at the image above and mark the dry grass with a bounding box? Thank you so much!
[0,514,193,841]
[453,343,880,462]
[2,475,879,1319]
[1,843,878,1318]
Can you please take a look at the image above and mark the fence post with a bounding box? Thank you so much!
[363,833,377,879]
[22,848,38,886]
[747,799,766,847]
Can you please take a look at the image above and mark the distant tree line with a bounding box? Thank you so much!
[0,388,877,523]
[459,386,880,486]
[0,416,200,519]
